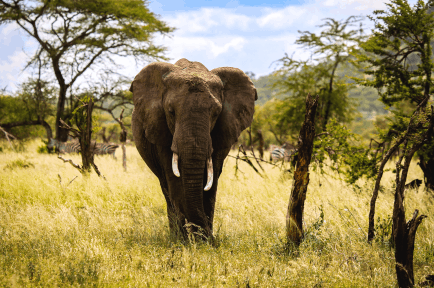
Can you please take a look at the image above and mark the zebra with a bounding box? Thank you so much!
[93,143,119,159]
[48,138,119,158]
[48,138,80,154]
[269,143,297,163]
[269,144,288,162]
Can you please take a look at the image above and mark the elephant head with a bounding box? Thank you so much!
[130,58,257,237]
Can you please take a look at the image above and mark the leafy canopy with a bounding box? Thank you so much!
[0,0,174,84]
[351,0,434,161]
[273,16,366,133]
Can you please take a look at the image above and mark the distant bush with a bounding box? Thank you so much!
[37,145,48,154]
[4,159,35,170]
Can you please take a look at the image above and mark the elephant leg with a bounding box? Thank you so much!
[160,185,185,239]
[202,148,230,234]
[157,146,189,239]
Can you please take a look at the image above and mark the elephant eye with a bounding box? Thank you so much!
[169,108,175,116]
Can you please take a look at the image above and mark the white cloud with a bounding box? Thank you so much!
[164,36,246,59]
[1,23,20,46]
[165,8,252,34]
[257,6,308,29]
[0,51,30,90]
[320,0,389,10]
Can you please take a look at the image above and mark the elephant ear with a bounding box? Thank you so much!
[130,62,174,146]
[211,67,258,150]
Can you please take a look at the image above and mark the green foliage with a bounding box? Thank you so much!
[346,0,434,184]
[36,145,49,154]
[240,100,295,147]
[0,95,45,139]
[251,74,282,106]
[0,77,56,139]
[353,0,434,122]
[306,118,384,184]
[272,16,367,133]
[353,0,434,108]
[18,78,57,121]
[344,149,379,184]
[36,140,54,154]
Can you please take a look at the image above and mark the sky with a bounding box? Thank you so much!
[0,0,419,92]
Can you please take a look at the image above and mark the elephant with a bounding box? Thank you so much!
[130,58,257,240]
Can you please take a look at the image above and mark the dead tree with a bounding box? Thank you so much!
[59,97,104,178]
[286,94,319,245]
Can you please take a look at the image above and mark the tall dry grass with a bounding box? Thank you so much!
[0,139,433,287]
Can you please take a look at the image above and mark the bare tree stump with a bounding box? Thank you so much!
[286,94,319,245]
[118,109,127,172]
[257,129,264,159]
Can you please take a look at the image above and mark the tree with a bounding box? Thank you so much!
[0,77,56,140]
[350,1,434,285]
[58,95,106,177]
[286,93,319,245]
[351,0,434,230]
[273,16,366,132]
[0,0,174,141]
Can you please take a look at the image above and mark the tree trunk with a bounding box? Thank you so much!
[54,69,70,142]
[257,129,264,159]
[80,98,94,173]
[120,130,127,172]
[101,127,108,143]
[393,141,428,287]
[322,58,340,131]
[367,142,403,243]
[286,94,319,245]
[0,120,53,141]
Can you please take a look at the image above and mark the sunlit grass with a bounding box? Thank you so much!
[0,139,433,287]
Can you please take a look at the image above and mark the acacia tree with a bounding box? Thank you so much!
[0,0,174,141]
[273,16,366,132]
[352,0,434,201]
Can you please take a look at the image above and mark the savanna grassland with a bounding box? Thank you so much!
[0,139,433,287]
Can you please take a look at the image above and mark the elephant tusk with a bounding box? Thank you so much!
[204,158,213,191]
[172,153,180,177]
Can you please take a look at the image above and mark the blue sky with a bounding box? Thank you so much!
[0,0,419,92]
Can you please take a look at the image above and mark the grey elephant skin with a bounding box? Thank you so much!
[130,58,257,239]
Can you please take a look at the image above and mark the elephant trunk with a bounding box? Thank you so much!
[180,146,211,236]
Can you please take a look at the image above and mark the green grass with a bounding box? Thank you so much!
[0,139,433,287]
